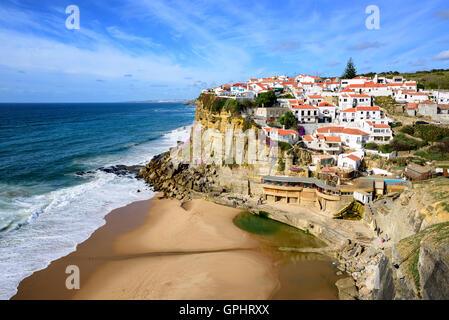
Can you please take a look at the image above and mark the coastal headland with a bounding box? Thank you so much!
[14,85,449,300]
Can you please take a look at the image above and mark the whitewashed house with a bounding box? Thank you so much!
[354,191,373,204]
[307,94,325,106]
[363,121,393,144]
[263,127,299,144]
[291,104,319,124]
[303,134,342,155]
[316,126,370,149]
[339,94,372,109]
[317,102,337,123]
[337,152,363,171]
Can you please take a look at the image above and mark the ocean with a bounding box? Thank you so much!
[0,102,195,299]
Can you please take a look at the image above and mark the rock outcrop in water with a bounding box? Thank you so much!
[137,152,222,200]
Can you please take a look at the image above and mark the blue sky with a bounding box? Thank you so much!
[0,0,448,102]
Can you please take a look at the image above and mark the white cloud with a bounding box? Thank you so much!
[106,26,159,48]
[433,50,449,60]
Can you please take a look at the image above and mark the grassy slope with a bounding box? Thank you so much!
[360,69,449,90]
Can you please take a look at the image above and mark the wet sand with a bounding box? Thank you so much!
[13,195,278,300]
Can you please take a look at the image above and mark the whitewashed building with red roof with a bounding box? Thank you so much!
[339,94,372,109]
[263,127,299,144]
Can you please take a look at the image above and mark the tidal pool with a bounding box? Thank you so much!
[234,212,342,300]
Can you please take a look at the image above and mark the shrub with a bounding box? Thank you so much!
[391,134,427,151]
[378,144,393,154]
[414,125,449,143]
[365,142,379,150]
[256,91,277,107]
[278,158,285,171]
[210,98,226,113]
[278,141,292,151]
[279,111,296,129]
[399,125,415,135]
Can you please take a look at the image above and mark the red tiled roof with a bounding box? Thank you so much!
[341,108,356,113]
[350,94,370,98]
[325,136,341,142]
[303,135,313,141]
[374,124,390,128]
[277,129,298,136]
[318,102,335,107]
[344,154,361,162]
[292,104,318,110]
[316,126,345,134]
[342,128,369,136]
[356,106,380,111]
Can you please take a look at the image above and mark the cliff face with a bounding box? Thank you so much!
[194,97,248,132]
[364,177,449,244]
[138,97,268,200]
[387,222,449,300]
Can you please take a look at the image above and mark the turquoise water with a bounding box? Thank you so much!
[0,102,195,299]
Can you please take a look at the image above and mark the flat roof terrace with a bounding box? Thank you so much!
[262,176,340,192]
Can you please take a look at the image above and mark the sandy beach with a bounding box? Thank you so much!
[13,195,279,300]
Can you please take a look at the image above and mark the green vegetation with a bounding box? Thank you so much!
[374,96,396,113]
[242,116,259,131]
[256,90,277,108]
[279,111,296,129]
[197,93,256,114]
[396,124,449,158]
[278,158,285,171]
[342,57,357,79]
[360,68,449,90]
[391,121,402,128]
[278,141,292,151]
[415,141,449,161]
[412,125,449,143]
[364,142,393,153]
[279,93,295,99]
[391,133,427,151]
[399,125,415,135]
[364,142,379,150]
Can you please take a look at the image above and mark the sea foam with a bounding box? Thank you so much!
[0,125,191,300]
